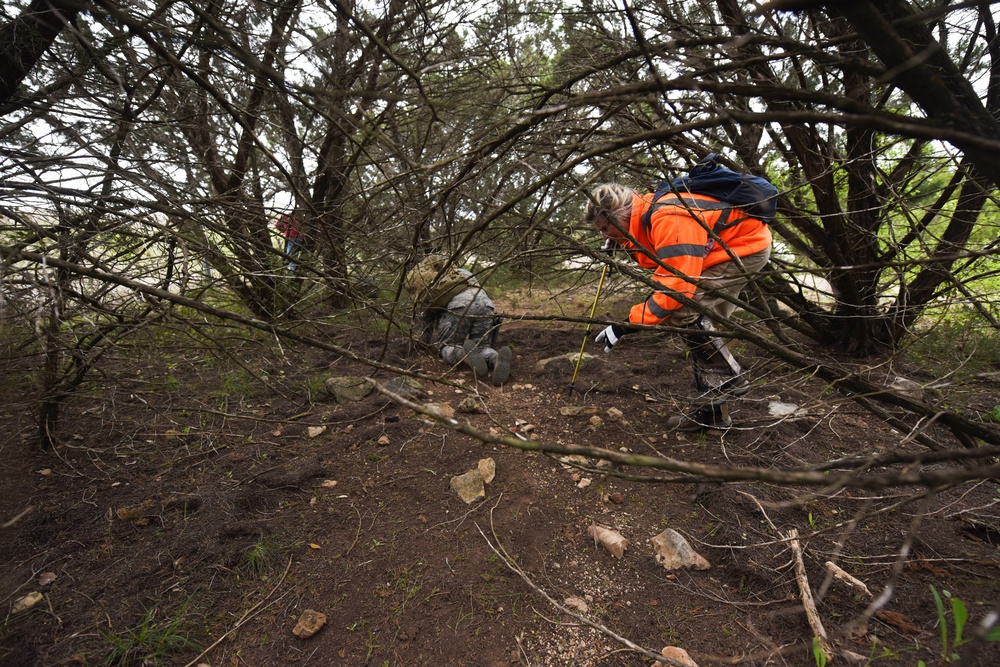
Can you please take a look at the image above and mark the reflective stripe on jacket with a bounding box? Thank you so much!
[621,193,772,325]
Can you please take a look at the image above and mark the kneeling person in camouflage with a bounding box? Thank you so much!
[405,256,512,386]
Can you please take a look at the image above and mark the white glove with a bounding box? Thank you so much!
[595,324,628,353]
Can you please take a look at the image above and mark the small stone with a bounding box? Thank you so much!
[889,376,923,398]
[450,470,485,504]
[768,401,800,417]
[457,397,484,414]
[292,609,327,638]
[381,376,427,401]
[324,376,373,403]
[608,492,625,504]
[321,480,338,488]
[307,425,327,438]
[658,646,698,667]
[606,407,624,421]
[587,524,629,560]
[577,478,592,489]
[478,458,496,484]
[12,592,43,614]
[840,650,868,664]
[537,352,594,369]
[38,572,57,586]
[589,415,604,427]
[425,403,455,419]
[651,529,710,571]
[116,499,155,521]
[559,406,598,416]
[564,596,589,614]
[377,435,390,446]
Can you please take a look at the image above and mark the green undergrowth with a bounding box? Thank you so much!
[903,313,1000,382]
[96,599,199,666]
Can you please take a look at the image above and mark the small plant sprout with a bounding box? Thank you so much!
[928,585,1000,662]
[812,636,827,667]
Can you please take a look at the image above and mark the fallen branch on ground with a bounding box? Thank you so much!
[476,500,680,664]
[786,528,834,663]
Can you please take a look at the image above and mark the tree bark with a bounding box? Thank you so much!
[0,0,84,106]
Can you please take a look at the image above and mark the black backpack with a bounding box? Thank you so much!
[642,153,778,231]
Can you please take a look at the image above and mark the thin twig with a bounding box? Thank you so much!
[824,561,873,598]
[476,501,685,666]
[1,506,33,529]
[343,506,363,557]
[183,555,293,667]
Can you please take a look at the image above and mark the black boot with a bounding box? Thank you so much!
[666,402,733,432]
[681,316,749,397]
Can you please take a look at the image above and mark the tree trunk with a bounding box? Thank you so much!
[0,0,83,105]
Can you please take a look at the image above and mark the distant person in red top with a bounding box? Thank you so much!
[275,214,302,272]
[583,182,772,432]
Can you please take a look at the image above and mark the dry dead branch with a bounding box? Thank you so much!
[786,528,834,662]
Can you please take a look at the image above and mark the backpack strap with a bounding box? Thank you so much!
[641,195,734,233]
[427,278,475,309]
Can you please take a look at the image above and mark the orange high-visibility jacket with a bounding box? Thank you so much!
[620,193,772,326]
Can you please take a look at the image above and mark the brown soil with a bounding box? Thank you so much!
[2,302,1000,666]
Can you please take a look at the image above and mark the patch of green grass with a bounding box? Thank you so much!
[98,601,197,666]
[300,374,327,402]
[904,315,1000,381]
[389,565,425,615]
[239,532,277,579]
[221,368,258,398]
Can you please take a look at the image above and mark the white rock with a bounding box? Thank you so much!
[587,524,629,559]
[890,376,923,398]
[651,529,710,571]
[768,401,800,417]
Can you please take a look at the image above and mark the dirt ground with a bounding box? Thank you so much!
[2,290,1000,666]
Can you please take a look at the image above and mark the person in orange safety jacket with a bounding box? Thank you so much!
[583,182,772,432]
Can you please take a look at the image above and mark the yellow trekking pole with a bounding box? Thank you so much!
[568,242,613,396]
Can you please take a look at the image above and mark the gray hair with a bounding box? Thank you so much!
[583,183,635,228]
